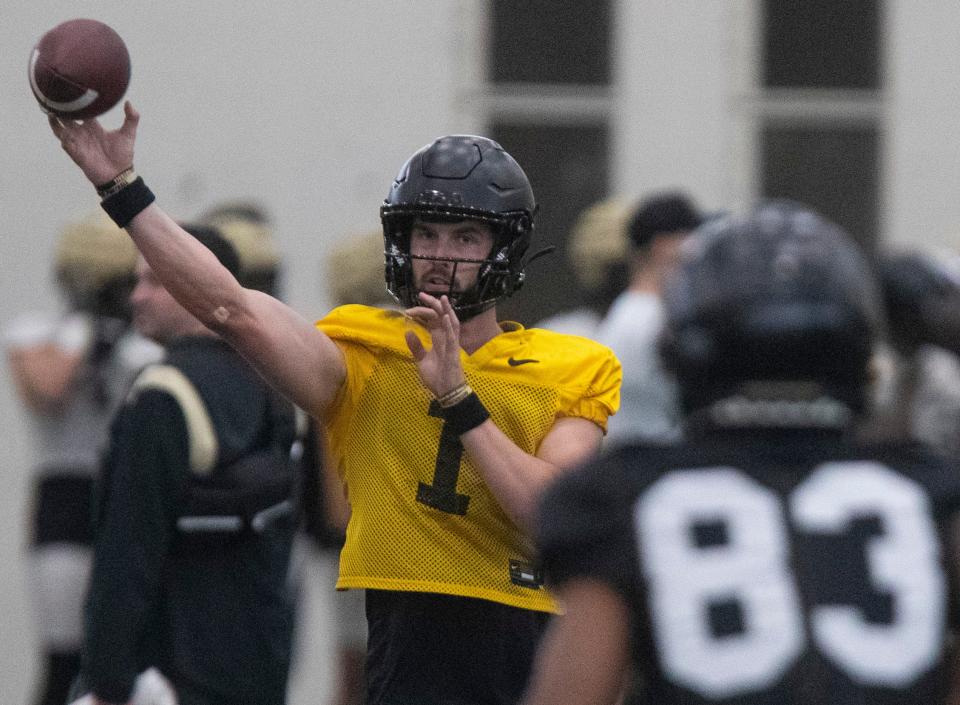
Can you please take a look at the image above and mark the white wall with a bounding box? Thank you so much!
[612,0,749,214]
[884,2,960,249]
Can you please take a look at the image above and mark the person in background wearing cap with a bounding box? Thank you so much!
[597,190,702,444]
[535,197,631,339]
[199,201,284,297]
[75,226,299,705]
[4,210,161,705]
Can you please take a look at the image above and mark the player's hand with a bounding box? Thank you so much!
[49,100,139,186]
[404,293,466,398]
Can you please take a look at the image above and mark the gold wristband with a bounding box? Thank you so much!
[438,382,472,408]
[96,167,137,199]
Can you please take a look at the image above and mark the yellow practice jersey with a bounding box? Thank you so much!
[318,304,621,613]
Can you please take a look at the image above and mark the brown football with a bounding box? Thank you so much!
[29,18,131,120]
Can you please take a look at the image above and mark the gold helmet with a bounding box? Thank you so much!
[327,230,390,307]
[568,197,632,292]
[55,209,138,316]
[200,202,281,294]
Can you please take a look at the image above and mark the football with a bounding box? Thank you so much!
[28,18,130,120]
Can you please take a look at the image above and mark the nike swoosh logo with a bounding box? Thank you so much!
[508,357,539,366]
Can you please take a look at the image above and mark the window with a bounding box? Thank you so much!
[763,0,880,89]
[761,124,879,248]
[490,0,611,85]
[489,123,609,324]
[757,0,882,248]
[484,0,613,324]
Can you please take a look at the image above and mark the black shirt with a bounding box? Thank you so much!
[538,428,960,705]
[84,336,296,704]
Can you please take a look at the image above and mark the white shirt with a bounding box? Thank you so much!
[597,291,681,444]
[534,307,602,340]
[5,311,162,476]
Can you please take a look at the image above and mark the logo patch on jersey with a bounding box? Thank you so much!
[509,559,544,589]
[508,357,539,366]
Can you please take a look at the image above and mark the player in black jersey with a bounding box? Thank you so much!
[525,200,960,705]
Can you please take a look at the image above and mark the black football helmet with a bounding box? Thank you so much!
[380,135,537,320]
[661,200,882,422]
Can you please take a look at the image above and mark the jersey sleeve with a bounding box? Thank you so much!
[536,456,637,595]
[556,342,621,433]
[315,306,393,433]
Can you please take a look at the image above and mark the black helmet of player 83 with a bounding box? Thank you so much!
[661,201,882,420]
[380,135,537,320]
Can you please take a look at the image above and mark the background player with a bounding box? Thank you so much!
[76,226,297,705]
[526,201,960,705]
[4,210,160,705]
[199,201,284,297]
[870,248,960,456]
[535,196,631,338]
[301,229,389,705]
[596,190,702,444]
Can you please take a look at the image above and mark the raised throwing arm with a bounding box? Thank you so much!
[49,103,345,418]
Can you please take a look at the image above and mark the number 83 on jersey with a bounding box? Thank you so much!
[636,461,945,699]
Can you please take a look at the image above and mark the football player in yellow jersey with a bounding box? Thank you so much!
[50,104,621,705]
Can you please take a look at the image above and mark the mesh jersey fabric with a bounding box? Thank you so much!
[317,304,620,613]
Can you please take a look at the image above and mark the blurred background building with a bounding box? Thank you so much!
[2,1,957,702]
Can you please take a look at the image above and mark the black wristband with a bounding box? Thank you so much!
[442,391,490,436]
[100,176,155,228]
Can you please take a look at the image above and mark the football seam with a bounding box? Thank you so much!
[28,49,100,113]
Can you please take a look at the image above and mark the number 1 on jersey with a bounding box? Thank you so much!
[417,400,470,515]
